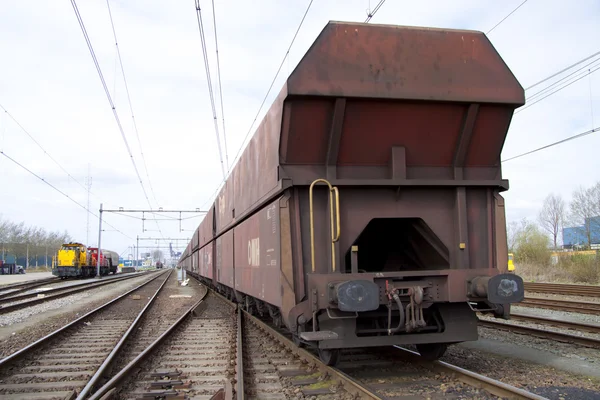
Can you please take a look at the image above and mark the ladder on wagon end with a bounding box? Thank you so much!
[309,178,341,273]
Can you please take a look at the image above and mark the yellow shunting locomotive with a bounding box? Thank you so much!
[53,242,118,278]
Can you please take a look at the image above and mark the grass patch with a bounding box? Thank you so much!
[517,254,600,284]
[292,371,321,380]
[305,379,335,390]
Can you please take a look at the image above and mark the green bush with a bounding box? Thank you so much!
[513,221,551,266]
[560,254,599,284]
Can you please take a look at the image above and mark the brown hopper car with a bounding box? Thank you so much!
[180,21,526,366]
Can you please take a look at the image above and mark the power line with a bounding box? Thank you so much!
[365,0,386,23]
[229,0,314,174]
[194,0,226,179]
[516,64,600,114]
[70,0,163,238]
[105,0,161,208]
[502,126,599,162]
[525,50,600,91]
[0,150,132,240]
[486,0,529,35]
[197,0,315,210]
[0,103,101,202]
[526,57,600,103]
[211,0,229,172]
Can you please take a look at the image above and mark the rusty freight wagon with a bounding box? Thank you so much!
[181,21,525,365]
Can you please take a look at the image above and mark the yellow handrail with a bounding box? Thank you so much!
[332,186,340,242]
[309,178,341,273]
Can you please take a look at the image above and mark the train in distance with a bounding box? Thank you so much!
[179,20,526,366]
[53,242,119,279]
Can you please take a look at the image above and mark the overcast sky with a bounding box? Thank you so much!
[1,0,599,257]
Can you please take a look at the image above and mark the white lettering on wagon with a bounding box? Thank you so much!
[247,237,260,267]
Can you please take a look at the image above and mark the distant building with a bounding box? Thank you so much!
[563,216,600,249]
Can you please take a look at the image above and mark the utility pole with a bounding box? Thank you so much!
[136,235,139,269]
[26,243,29,269]
[45,244,48,268]
[97,203,103,278]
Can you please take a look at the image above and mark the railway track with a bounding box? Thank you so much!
[0,277,60,298]
[0,269,170,399]
[510,312,600,334]
[479,314,600,349]
[244,301,546,399]
[0,271,141,301]
[0,271,156,315]
[524,282,600,297]
[519,297,600,315]
[84,283,547,400]
[88,291,234,399]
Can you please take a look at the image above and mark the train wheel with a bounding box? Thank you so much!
[318,348,340,366]
[416,343,448,360]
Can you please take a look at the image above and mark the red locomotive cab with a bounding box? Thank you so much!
[88,248,106,267]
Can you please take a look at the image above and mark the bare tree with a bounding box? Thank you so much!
[506,220,521,253]
[0,215,70,264]
[569,185,596,247]
[152,250,164,262]
[538,193,565,249]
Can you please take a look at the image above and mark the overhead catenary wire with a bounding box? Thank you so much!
[365,0,386,23]
[0,150,133,240]
[525,57,600,102]
[486,0,529,35]
[525,50,600,91]
[105,0,161,208]
[211,0,229,172]
[194,0,226,179]
[516,64,600,114]
[228,0,314,175]
[0,103,102,202]
[70,0,163,237]
[502,126,600,162]
[196,0,315,210]
[499,53,600,163]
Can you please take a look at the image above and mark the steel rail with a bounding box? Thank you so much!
[86,287,210,400]
[239,307,382,400]
[208,288,377,399]
[479,319,600,349]
[236,307,245,400]
[0,270,168,368]
[519,297,600,315]
[213,289,546,400]
[392,347,547,400]
[77,269,173,399]
[509,312,600,334]
[524,282,600,297]
[0,271,156,315]
[0,277,61,298]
